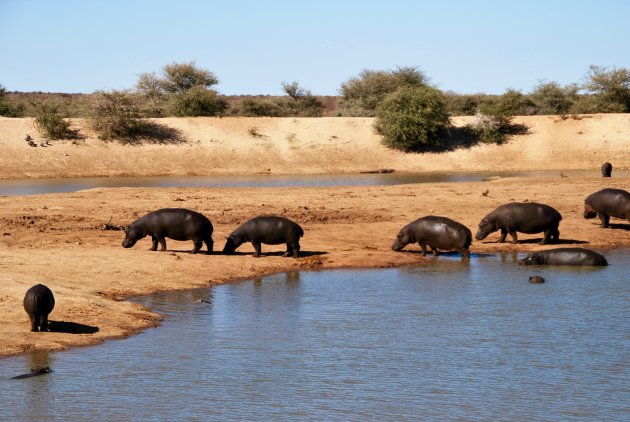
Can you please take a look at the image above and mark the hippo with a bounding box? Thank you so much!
[583,188,630,228]
[518,248,607,266]
[601,162,612,177]
[23,284,55,332]
[223,216,304,258]
[392,215,472,258]
[476,202,562,244]
[122,208,213,254]
[528,276,545,284]
[12,367,51,379]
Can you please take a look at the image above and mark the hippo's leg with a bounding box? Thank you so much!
[29,314,38,332]
[158,238,167,252]
[282,244,293,258]
[150,236,159,251]
[39,314,49,332]
[540,229,552,245]
[204,237,214,254]
[460,249,471,259]
[191,240,202,254]
[419,242,428,256]
[292,243,300,258]
[429,245,438,257]
[597,213,610,228]
[508,230,518,244]
[252,242,262,257]
[498,229,508,243]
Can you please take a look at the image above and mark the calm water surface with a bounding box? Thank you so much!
[0,170,603,196]
[1,250,628,420]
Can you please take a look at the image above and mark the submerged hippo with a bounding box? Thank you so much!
[519,248,608,266]
[584,188,630,228]
[223,216,304,258]
[392,215,472,258]
[23,284,55,332]
[528,276,546,284]
[122,208,213,254]
[601,162,612,177]
[476,202,562,244]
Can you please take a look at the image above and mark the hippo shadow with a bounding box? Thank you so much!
[219,250,327,257]
[398,250,485,258]
[49,321,99,334]
[515,238,589,245]
[602,223,630,230]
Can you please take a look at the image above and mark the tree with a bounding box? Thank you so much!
[530,81,578,115]
[339,66,428,116]
[374,85,450,151]
[90,90,145,141]
[167,86,227,117]
[159,61,219,94]
[581,65,630,112]
[280,81,324,117]
[33,100,73,139]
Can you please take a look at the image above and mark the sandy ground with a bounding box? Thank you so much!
[1,114,630,178]
[1,114,630,359]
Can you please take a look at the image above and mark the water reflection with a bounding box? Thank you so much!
[1,250,628,420]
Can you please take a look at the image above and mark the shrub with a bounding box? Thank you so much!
[166,86,227,116]
[233,98,283,117]
[374,85,450,151]
[90,90,145,141]
[280,81,324,117]
[339,66,428,116]
[32,100,73,139]
[530,81,578,115]
[158,61,219,94]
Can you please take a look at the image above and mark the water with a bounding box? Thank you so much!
[2,250,628,420]
[0,170,591,196]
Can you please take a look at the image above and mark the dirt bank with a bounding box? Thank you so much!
[1,174,630,358]
[1,114,630,179]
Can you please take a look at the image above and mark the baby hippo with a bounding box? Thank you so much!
[392,215,472,258]
[223,216,304,258]
[23,284,55,332]
[122,208,213,254]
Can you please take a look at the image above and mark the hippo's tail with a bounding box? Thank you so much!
[298,225,304,238]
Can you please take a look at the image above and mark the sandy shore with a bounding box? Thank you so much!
[1,173,630,358]
[1,114,630,358]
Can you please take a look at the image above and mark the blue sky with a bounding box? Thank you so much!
[1,0,629,95]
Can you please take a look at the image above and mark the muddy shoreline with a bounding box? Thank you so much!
[1,174,629,358]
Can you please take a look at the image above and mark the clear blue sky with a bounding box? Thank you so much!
[1,0,629,95]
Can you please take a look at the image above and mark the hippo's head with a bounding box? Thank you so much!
[518,253,544,266]
[222,235,244,254]
[583,203,597,219]
[122,226,146,248]
[391,230,411,251]
[475,218,495,240]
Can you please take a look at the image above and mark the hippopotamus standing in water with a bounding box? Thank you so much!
[223,216,304,258]
[392,215,472,258]
[601,162,612,177]
[122,208,213,254]
[476,202,562,244]
[23,284,55,332]
[519,248,607,266]
[584,188,630,228]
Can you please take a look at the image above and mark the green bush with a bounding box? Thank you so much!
[232,98,283,116]
[90,90,145,141]
[530,81,578,115]
[374,85,450,151]
[580,65,630,112]
[339,67,428,116]
[167,86,227,117]
[32,100,73,139]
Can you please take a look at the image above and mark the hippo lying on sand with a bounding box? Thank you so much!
[23,284,55,332]
[122,208,213,254]
[519,248,607,266]
[223,216,304,258]
[584,188,630,228]
[392,215,472,258]
[476,202,562,244]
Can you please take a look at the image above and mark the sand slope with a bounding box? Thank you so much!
[0,114,629,179]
